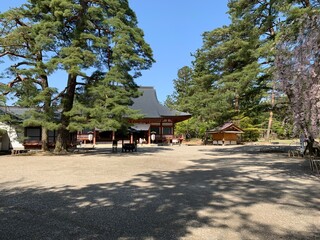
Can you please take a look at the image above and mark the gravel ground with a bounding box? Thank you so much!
[0,144,319,240]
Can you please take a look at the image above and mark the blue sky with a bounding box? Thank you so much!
[130,0,230,102]
[1,0,230,103]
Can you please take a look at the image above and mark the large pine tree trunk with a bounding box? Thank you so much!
[41,127,48,151]
[54,125,70,153]
[54,1,87,153]
[54,74,77,153]
[40,74,50,152]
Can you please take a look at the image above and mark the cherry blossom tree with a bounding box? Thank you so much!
[275,13,320,137]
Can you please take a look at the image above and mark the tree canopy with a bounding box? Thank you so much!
[2,0,320,147]
[167,0,320,140]
[275,13,320,137]
[0,0,154,151]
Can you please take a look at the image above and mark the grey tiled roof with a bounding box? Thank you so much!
[0,87,191,122]
[0,106,30,119]
[130,87,191,119]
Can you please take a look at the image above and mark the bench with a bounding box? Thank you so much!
[23,140,42,149]
[122,143,137,152]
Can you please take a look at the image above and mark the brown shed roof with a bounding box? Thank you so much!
[206,122,244,134]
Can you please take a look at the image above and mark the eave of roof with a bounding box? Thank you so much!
[207,130,244,134]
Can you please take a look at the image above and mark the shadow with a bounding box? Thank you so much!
[71,145,175,157]
[200,145,317,179]
[35,145,175,158]
[199,144,298,155]
[0,151,319,239]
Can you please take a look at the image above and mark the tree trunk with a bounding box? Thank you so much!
[54,126,70,153]
[234,94,240,126]
[266,110,273,140]
[266,22,276,141]
[40,73,50,152]
[41,127,49,151]
[266,81,275,141]
[54,74,77,153]
[54,2,88,153]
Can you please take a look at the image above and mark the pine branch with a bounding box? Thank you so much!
[14,18,29,27]
[0,50,34,60]
[7,75,24,88]
[0,83,11,95]
[12,61,36,68]
[76,82,87,86]
[0,51,10,57]
[7,75,42,88]
[0,44,28,48]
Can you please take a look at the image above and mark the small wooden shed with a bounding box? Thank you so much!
[206,122,244,145]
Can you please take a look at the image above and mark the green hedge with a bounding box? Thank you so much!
[242,128,260,142]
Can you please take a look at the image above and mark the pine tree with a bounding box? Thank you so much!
[0,2,59,150]
[223,0,316,138]
[227,0,284,140]
[191,20,264,129]
[0,0,154,152]
[168,0,316,141]
[165,66,194,113]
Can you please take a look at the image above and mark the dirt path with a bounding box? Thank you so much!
[0,145,319,239]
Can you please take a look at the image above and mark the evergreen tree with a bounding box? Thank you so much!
[227,0,319,138]
[0,2,59,150]
[190,20,265,132]
[227,0,283,140]
[191,26,233,126]
[166,0,319,142]
[165,66,194,113]
[0,0,154,152]
[165,66,200,138]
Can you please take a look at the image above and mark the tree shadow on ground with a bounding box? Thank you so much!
[0,153,319,239]
[200,144,298,155]
[70,145,175,157]
[201,145,318,179]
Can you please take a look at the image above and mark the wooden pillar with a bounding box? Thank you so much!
[130,133,133,144]
[148,128,151,144]
[112,131,115,140]
[222,133,225,146]
[93,130,96,145]
[172,120,175,137]
[160,120,163,143]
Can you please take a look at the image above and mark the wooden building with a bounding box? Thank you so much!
[90,87,191,144]
[0,87,191,149]
[127,86,191,144]
[0,106,70,150]
[206,122,244,145]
